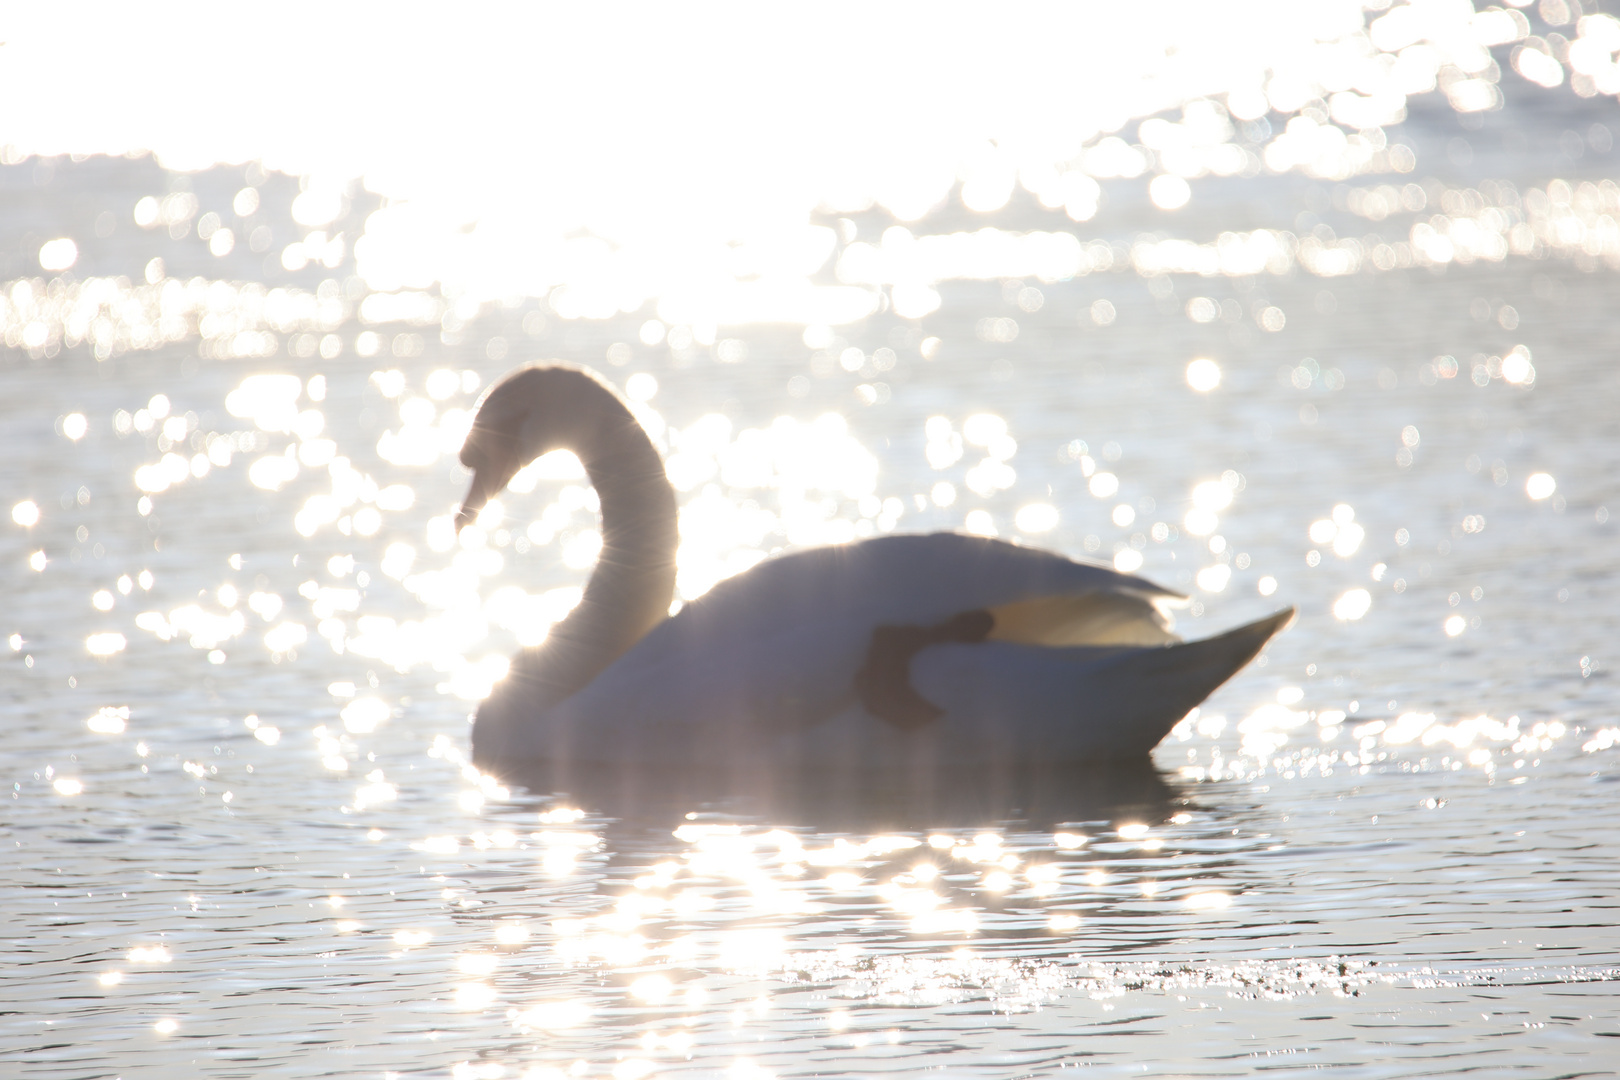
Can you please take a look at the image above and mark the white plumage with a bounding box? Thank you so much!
[458,363,1293,791]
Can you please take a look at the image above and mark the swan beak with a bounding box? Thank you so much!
[456,472,493,534]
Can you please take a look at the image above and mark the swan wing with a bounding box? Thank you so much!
[678,532,1183,644]
[761,608,1294,773]
[585,533,1182,730]
[494,535,1208,763]
[528,608,1292,772]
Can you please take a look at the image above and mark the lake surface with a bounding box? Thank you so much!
[6,5,1620,1077]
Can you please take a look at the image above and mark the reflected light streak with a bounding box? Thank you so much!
[514,1001,591,1031]
[1186,358,1221,391]
[86,706,129,734]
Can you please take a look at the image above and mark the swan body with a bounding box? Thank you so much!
[460,363,1293,788]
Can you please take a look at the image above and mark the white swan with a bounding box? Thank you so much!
[458,363,1293,789]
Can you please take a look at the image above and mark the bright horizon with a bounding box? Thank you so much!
[4,1,1405,305]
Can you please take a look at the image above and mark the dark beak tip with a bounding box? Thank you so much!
[458,467,491,535]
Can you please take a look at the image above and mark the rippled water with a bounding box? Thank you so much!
[8,6,1620,1077]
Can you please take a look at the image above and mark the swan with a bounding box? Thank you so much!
[457,362,1294,791]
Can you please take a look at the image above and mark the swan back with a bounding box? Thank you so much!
[675,533,1181,647]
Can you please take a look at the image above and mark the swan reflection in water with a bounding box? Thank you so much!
[456,364,1293,810]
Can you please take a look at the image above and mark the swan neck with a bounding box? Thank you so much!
[502,390,677,710]
[581,432,679,617]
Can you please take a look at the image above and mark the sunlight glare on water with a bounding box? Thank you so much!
[5,2,1620,1077]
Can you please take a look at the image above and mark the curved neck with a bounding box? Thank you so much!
[501,390,678,711]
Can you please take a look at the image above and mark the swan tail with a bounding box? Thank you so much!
[1093,606,1296,756]
[908,607,1294,762]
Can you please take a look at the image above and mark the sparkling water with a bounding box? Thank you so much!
[6,5,1620,1076]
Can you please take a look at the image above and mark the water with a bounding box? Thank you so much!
[7,5,1620,1077]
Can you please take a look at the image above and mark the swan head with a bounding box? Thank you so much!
[456,363,620,532]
